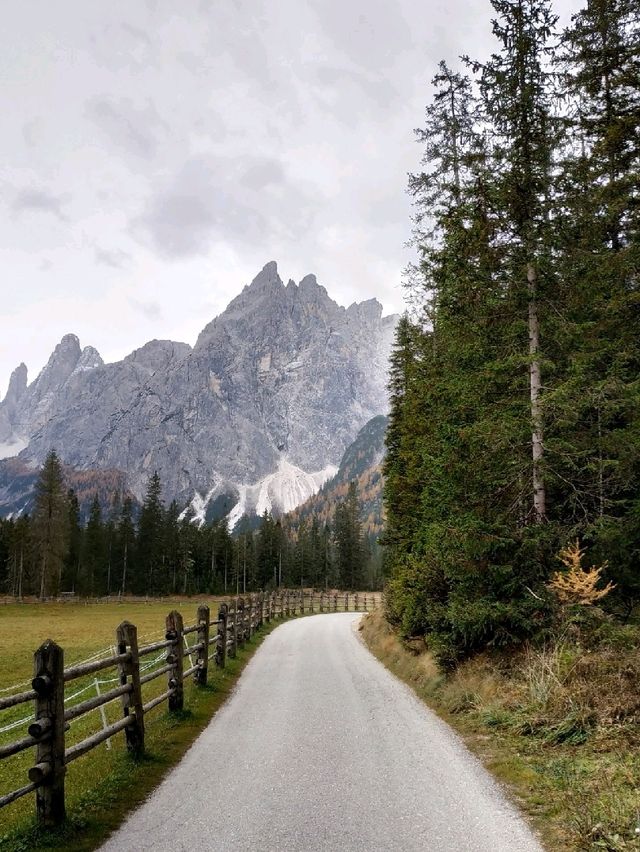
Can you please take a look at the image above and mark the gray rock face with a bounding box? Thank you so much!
[0,363,28,442]
[0,263,397,516]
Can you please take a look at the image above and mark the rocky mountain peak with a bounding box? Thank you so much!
[124,339,191,372]
[61,333,81,347]
[297,273,329,302]
[0,262,399,524]
[31,333,82,397]
[347,298,383,324]
[3,363,28,407]
[74,346,104,374]
[245,261,283,295]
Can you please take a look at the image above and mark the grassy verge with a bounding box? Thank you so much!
[0,604,289,852]
[360,609,640,851]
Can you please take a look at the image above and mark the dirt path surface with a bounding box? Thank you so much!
[100,613,542,852]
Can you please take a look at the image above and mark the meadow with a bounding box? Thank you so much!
[0,596,257,851]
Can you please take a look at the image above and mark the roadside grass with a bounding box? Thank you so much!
[360,609,640,852]
[0,599,285,852]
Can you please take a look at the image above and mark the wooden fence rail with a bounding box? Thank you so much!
[0,588,381,825]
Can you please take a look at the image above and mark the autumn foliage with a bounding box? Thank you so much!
[548,541,615,606]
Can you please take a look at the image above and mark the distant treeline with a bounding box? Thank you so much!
[384,0,639,663]
[0,451,381,598]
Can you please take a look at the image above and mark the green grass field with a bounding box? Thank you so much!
[0,597,224,690]
[0,597,257,851]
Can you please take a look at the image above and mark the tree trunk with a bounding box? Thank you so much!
[528,263,546,522]
[40,553,47,600]
[121,540,127,595]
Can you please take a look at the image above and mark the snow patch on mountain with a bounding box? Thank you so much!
[226,484,250,531]
[0,436,28,460]
[226,459,336,529]
[254,459,337,517]
[183,458,338,530]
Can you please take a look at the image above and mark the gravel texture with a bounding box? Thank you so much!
[100,613,543,852]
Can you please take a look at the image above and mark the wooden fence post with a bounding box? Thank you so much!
[333,593,338,612]
[237,598,245,645]
[31,640,65,826]
[247,595,254,639]
[115,621,144,754]
[300,589,305,615]
[355,593,359,612]
[166,610,184,712]
[260,591,265,627]
[216,604,227,668]
[232,600,239,657]
[345,592,349,612]
[196,605,210,685]
[364,593,367,611]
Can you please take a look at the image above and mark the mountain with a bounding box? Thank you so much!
[0,263,397,523]
[285,415,388,537]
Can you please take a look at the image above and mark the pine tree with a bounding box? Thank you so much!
[0,519,10,593]
[256,511,278,588]
[177,518,196,595]
[477,0,559,523]
[163,500,181,594]
[31,450,68,599]
[62,489,82,593]
[117,496,136,595]
[82,496,106,596]
[335,482,366,589]
[7,516,29,598]
[136,472,164,595]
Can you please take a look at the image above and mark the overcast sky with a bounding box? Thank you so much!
[0,0,581,397]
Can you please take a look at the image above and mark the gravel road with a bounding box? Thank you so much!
[100,613,542,852]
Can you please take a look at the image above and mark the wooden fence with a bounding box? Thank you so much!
[0,588,381,826]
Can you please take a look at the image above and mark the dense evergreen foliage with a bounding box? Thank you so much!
[384,0,639,663]
[0,453,377,597]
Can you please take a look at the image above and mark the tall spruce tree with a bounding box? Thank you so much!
[335,482,366,589]
[62,489,81,592]
[117,496,136,595]
[136,472,164,594]
[31,450,68,599]
[477,0,559,523]
[82,496,106,596]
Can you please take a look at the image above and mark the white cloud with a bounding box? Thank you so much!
[0,0,585,398]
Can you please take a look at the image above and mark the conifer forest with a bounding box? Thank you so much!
[0,451,378,598]
[383,0,639,664]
